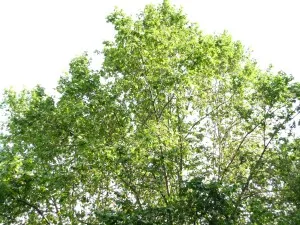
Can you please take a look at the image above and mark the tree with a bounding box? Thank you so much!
[1,0,300,224]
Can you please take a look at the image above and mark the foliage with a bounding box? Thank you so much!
[1,0,300,224]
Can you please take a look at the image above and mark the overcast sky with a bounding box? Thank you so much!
[0,0,299,95]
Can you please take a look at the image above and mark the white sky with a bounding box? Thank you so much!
[0,0,299,95]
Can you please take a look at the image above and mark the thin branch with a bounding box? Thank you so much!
[230,110,300,221]
[220,122,261,181]
[184,93,235,139]
[15,198,50,225]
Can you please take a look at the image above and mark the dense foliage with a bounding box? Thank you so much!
[1,1,300,224]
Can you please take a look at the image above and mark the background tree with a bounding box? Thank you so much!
[1,0,300,224]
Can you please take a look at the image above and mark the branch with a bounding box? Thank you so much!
[184,93,235,139]
[230,110,300,221]
[16,198,50,225]
[117,168,143,209]
[220,122,261,181]
[150,170,169,206]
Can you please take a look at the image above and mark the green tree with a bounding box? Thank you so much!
[1,1,300,224]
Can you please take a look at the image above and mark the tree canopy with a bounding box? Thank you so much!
[1,1,300,224]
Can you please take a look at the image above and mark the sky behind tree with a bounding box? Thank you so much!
[0,0,299,94]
